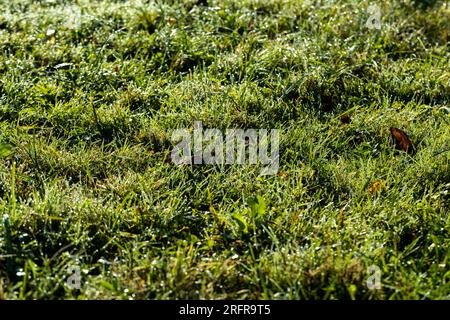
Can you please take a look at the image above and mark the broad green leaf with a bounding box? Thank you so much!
[0,143,14,159]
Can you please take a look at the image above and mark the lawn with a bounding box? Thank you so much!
[0,0,449,299]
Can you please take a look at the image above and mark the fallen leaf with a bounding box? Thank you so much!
[368,180,386,194]
[340,114,352,124]
[390,127,415,155]
[277,171,289,178]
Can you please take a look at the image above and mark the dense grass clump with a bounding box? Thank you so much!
[0,0,449,299]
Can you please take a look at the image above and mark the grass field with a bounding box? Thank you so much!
[0,0,449,299]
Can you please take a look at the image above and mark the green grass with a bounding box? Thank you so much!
[0,0,449,299]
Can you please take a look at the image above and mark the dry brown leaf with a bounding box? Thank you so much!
[340,114,352,124]
[390,127,415,155]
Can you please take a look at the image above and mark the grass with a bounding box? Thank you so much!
[0,0,449,299]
